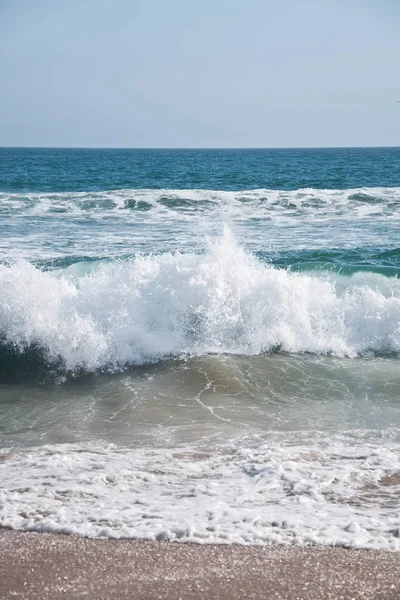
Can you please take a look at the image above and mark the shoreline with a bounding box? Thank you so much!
[1,529,399,599]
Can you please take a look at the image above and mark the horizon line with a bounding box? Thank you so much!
[1,145,400,151]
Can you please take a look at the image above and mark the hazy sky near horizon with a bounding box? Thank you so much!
[0,0,399,148]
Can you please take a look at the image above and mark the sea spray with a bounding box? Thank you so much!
[1,230,400,374]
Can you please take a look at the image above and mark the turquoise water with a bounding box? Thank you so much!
[0,147,400,548]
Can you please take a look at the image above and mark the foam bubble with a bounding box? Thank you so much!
[1,431,399,548]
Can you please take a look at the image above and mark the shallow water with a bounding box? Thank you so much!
[1,354,400,449]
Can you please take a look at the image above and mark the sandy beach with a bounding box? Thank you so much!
[0,529,399,600]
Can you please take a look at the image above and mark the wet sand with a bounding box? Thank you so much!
[1,529,399,599]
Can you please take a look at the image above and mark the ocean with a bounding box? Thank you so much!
[0,147,400,549]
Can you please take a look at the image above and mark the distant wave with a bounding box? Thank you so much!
[1,230,400,379]
[2,186,400,266]
[1,186,400,220]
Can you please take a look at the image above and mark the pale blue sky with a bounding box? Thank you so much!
[0,0,399,147]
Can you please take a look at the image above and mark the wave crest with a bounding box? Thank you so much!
[2,186,400,218]
[1,230,400,376]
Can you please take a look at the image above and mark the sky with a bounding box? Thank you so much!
[0,0,399,148]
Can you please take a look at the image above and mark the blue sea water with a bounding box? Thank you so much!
[1,147,400,192]
[0,147,400,548]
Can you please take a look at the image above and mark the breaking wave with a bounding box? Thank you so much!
[1,186,400,219]
[1,230,400,378]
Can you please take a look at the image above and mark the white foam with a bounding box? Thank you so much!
[1,187,400,262]
[1,187,400,227]
[1,230,400,370]
[2,186,400,210]
[1,430,399,548]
